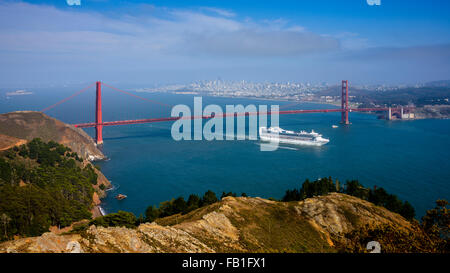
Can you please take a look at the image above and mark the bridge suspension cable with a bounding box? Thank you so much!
[280,101,308,110]
[101,83,173,108]
[40,82,96,112]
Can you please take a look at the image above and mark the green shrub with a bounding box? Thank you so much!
[90,211,137,228]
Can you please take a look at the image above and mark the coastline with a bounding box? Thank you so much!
[92,205,105,218]
[90,162,112,218]
[172,91,341,106]
[185,93,450,120]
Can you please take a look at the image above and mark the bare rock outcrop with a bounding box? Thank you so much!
[294,193,413,238]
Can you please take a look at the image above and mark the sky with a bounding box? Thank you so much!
[0,0,449,86]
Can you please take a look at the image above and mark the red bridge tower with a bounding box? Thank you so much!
[95,81,103,145]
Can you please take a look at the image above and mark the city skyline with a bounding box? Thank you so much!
[0,0,449,86]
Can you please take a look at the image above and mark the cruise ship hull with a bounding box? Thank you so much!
[259,127,329,146]
[259,134,329,146]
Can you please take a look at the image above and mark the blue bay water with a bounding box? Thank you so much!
[1,86,449,217]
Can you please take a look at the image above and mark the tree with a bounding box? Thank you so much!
[221,192,236,199]
[400,201,416,220]
[136,214,145,225]
[301,179,311,199]
[145,206,159,222]
[0,158,12,184]
[201,190,218,206]
[1,213,11,238]
[158,200,175,217]
[422,199,449,240]
[173,197,187,214]
[91,211,137,228]
[283,177,340,202]
[282,189,301,202]
[345,180,368,199]
[368,187,413,218]
[186,194,201,213]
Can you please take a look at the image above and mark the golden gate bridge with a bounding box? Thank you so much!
[40,80,411,145]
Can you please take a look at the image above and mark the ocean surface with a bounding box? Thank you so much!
[1,85,449,217]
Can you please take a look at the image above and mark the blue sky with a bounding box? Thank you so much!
[1,0,449,86]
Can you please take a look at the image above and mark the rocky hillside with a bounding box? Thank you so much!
[414,105,450,119]
[0,111,104,160]
[0,193,413,253]
[0,134,27,151]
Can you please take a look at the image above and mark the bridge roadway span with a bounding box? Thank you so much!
[73,108,390,128]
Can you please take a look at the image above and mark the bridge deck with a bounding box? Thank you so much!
[73,108,391,128]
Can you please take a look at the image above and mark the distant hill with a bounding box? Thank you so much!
[354,87,450,107]
[315,83,450,107]
[424,80,450,88]
[0,193,416,253]
[0,111,104,160]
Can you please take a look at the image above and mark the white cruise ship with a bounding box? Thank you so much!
[259,127,329,146]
